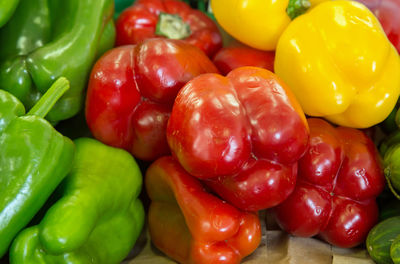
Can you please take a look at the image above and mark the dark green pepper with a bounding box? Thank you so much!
[380,130,400,157]
[10,137,145,264]
[384,143,400,199]
[0,77,75,257]
[367,216,400,264]
[0,0,19,27]
[114,0,135,19]
[0,0,115,123]
[391,235,400,263]
[380,105,400,135]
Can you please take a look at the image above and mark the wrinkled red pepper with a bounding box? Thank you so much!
[213,45,275,75]
[273,118,385,248]
[167,67,309,211]
[146,156,261,264]
[85,38,218,161]
[115,0,223,57]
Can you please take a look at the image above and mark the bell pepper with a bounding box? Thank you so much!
[167,66,309,211]
[211,0,328,51]
[274,0,400,129]
[0,0,115,123]
[115,0,222,57]
[146,156,261,264]
[355,0,400,54]
[273,118,385,248]
[0,77,75,257]
[212,45,275,75]
[0,0,19,27]
[10,137,144,264]
[85,38,218,161]
[380,130,400,157]
[381,134,400,200]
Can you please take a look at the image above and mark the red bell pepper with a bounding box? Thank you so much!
[273,118,385,248]
[85,38,218,161]
[166,66,310,211]
[213,45,275,75]
[356,0,400,53]
[146,156,261,264]
[115,0,223,57]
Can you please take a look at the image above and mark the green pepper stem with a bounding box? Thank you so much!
[155,13,191,40]
[286,0,311,20]
[27,77,70,118]
[197,0,206,12]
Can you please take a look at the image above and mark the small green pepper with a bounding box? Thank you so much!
[384,143,400,199]
[0,0,115,122]
[10,138,145,264]
[0,77,75,257]
[380,130,400,157]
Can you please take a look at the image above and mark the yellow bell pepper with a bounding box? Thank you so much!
[211,0,328,51]
[274,0,400,128]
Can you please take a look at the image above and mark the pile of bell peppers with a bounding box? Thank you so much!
[213,0,400,129]
[0,1,145,263]
[1,0,400,263]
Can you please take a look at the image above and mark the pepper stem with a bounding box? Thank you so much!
[155,13,191,40]
[286,0,311,20]
[197,0,206,12]
[27,77,70,118]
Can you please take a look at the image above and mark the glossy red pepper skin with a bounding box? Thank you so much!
[356,0,400,53]
[167,66,309,211]
[146,156,261,264]
[273,118,385,248]
[115,0,223,57]
[85,38,218,161]
[213,46,275,75]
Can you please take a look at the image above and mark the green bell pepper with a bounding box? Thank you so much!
[10,137,145,264]
[0,0,19,27]
[384,143,400,199]
[380,130,400,157]
[0,0,116,123]
[0,77,75,258]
